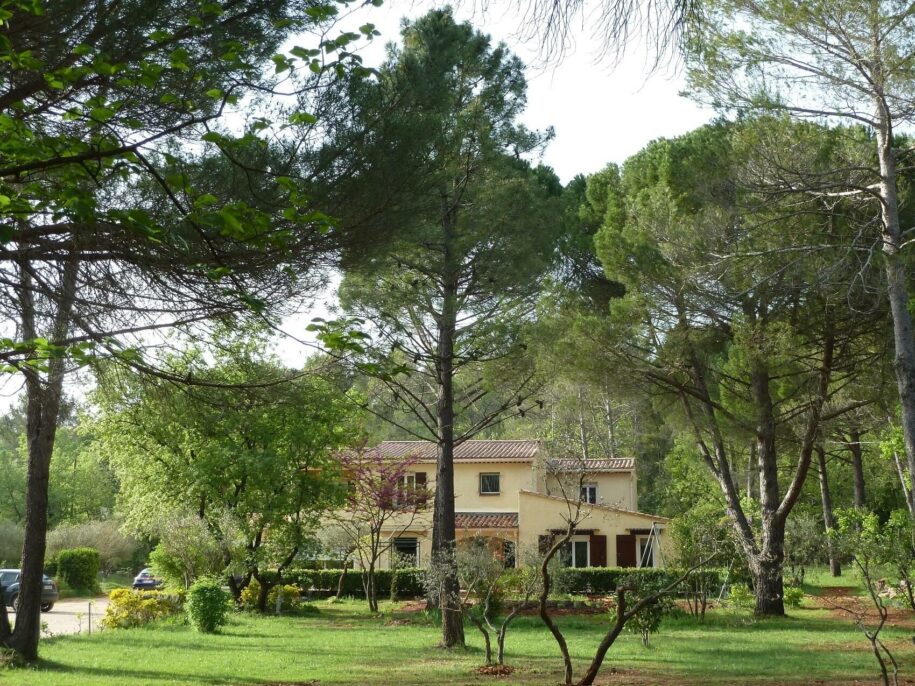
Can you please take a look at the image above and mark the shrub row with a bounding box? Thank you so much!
[557,567,722,595]
[285,567,426,598]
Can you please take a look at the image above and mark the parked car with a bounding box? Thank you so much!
[132,568,163,590]
[0,569,59,612]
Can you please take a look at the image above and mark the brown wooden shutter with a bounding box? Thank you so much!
[616,534,636,567]
[538,535,551,554]
[589,534,607,567]
[415,472,427,487]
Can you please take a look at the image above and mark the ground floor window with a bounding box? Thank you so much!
[393,537,419,567]
[560,538,590,568]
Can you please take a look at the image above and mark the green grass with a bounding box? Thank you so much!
[3,593,913,686]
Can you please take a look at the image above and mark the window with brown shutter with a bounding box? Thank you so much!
[616,534,637,567]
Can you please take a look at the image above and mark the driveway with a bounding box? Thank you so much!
[12,596,109,637]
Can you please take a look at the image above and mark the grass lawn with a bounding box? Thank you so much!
[3,590,913,685]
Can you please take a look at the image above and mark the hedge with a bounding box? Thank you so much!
[286,567,426,598]
[56,547,101,592]
[557,567,722,595]
[283,566,721,599]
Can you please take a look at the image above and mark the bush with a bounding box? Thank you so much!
[726,583,755,611]
[239,579,302,613]
[0,521,23,567]
[56,547,100,592]
[783,585,804,608]
[185,578,229,633]
[557,567,719,595]
[100,588,182,629]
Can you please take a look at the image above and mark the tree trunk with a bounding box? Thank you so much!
[816,446,841,577]
[577,387,589,460]
[539,534,574,685]
[604,392,616,459]
[847,429,866,509]
[432,208,464,649]
[255,572,270,613]
[366,564,378,613]
[751,545,785,616]
[875,112,915,516]
[336,559,348,600]
[8,257,77,661]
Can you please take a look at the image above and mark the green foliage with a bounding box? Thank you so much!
[185,578,229,633]
[783,586,804,608]
[556,567,716,595]
[784,513,826,586]
[46,521,136,575]
[727,584,755,611]
[56,548,100,592]
[0,521,23,566]
[148,517,224,589]
[100,589,182,630]
[615,572,677,647]
[239,579,302,613]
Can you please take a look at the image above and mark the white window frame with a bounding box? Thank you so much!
[561,535,590,568]
[479,472,501,495]
[580,483,598,504]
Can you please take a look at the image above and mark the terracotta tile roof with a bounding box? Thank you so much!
[375,440,541,462]
[455,512,519,529]
[547,458,635,472]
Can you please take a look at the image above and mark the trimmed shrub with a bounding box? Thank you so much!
[239,579,302,613]
[47,521,137,575]
[101,588,181,629]
[556,567,717,595]
[56,547,100,592]
[185,578,229,633]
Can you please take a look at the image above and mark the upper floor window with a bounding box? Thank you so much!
[479,472,500,495]
[581,484,597,504]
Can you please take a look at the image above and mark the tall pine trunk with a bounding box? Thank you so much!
[875,109,915,513]
[432,209,464,649]
[816,446,841,577]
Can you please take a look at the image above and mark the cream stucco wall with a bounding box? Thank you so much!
[542,471,637,511]
[517,491,670,568]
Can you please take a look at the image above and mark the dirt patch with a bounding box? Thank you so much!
[813,587,915,631]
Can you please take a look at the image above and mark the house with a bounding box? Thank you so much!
[357,439,670,569]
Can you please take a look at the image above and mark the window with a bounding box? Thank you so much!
[637,536,654,568]
[581,484,597,504]
[560,539,590,568]
[393,537,419,567]
[479,473,500,495]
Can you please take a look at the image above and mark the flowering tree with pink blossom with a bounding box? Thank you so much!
[333,444,429,611]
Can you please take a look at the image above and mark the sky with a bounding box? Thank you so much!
[336,0,714,183]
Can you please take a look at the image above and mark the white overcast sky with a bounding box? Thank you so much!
[338,0,714,183]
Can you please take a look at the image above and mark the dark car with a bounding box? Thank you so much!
[132,568,163,590]
[0,569,59,612]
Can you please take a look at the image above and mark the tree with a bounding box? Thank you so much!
[331,445,429,612]
[594,121,879,615]
[94,334,352,611]
[319,8,562,648]
[0,0,375,660]
[686,0,915,540]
